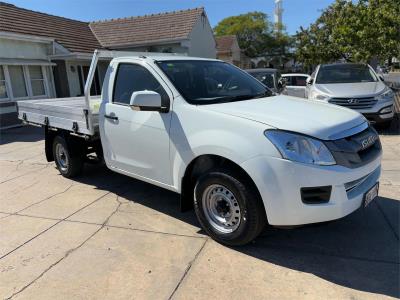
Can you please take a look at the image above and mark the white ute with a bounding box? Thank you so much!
[17,50,382,246]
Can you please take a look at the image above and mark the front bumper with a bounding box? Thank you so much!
[355,98,395,124]
[241,154,381,226]
[363,109,394,124]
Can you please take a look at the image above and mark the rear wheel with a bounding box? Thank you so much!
[53,135,83,178]
[194,169,266,246]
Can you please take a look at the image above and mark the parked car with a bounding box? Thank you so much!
[17,51,382,246]
[377,65,389,74]
[245,68,286,94]
[306,63,395,127]
[281,73,310,98]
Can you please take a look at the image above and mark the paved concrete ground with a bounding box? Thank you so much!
[0,126,399,300]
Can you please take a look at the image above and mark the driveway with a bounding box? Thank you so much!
[0,126,399,299]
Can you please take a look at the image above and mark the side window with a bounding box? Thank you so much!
[113,63,169,105]
[294,76,307,86]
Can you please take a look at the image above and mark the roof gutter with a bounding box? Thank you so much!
[49,52,102,61]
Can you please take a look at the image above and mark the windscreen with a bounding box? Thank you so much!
[316,64,378,84]
[249,72,275,89]
[157,60,272,104]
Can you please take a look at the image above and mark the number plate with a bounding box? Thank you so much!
[364,183,379,207]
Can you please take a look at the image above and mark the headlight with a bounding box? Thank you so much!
[265,130,336,166]
[380,106,393,114]
[376,88,394,100]
[315,94,329,101]
[311,91,329,101]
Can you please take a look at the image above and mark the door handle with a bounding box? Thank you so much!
[104,114,118,120]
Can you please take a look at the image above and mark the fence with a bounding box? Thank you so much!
[384,80,400,133]
[393,88,400,115]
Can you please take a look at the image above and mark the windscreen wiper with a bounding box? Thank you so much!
[193,92,271,104]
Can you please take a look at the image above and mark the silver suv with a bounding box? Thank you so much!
[306,63,395,127]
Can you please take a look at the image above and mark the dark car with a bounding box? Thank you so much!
[245,68,286,94]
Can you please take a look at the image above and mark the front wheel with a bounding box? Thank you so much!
[53,135,83,178]
[194,170,266,246]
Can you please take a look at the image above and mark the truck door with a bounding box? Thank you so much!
[100,62,173,185]
[287,76,308,98]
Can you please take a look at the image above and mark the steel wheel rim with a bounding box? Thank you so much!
[202,184,241,233]
[55,143,69,172]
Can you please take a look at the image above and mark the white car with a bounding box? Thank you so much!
[306,63,395,127]
[282,73,310,98]
[17,51,382,246]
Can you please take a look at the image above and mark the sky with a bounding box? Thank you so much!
[5,0,335,34]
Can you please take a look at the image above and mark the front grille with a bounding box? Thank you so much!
[325,126,381,169]
[329,97,377,110]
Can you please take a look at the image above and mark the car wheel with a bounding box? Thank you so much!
[53,135,83,178]
[194,169,266,246]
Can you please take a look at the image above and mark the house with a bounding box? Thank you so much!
[215,35,251,69]
[0,2,216,129]
[89,8,216,58]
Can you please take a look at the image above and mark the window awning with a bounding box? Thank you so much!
[0,58,56,66]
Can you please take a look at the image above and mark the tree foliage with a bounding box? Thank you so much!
[213,12,293,60]
[214,12,271,57]
[295,0,400,66]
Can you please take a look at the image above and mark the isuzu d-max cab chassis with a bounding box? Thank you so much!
[17,50,382,246]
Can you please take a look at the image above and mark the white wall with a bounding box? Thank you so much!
[0,38,56,126]
[231,39,241,62]
[187,15,216,58]
[65,60,97,97]
[0,38,51,59]
[65,60,107,97]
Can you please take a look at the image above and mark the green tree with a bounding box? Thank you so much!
[214,11,294,64]
[214,12,272,57]
[295,0,400,66]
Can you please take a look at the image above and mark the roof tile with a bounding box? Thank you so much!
[90,8,205,48]
[215,35,237,53]
[0,2,101,53]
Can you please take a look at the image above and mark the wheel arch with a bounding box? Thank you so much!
[179,154,265,214]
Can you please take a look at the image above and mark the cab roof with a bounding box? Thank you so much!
[113,55,221,63]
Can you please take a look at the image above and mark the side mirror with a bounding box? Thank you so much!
[129,91,166,112]
[279,78,287,88]
[379,75,385,82]
[306,77,313,85]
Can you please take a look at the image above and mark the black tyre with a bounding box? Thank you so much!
[194,169,266,246]
[53,135,83,178]
[378,120,392,130]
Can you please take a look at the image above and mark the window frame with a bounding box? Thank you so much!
[112,62,171,108]
[0,65,10,101]
[0,65,50,101]
[7,65,29,99]
[28,66,47,97]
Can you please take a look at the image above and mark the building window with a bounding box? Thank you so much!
[29,66,46,96]
[0,66,8,99]
[8,65,28,98]
[0,65,50,101]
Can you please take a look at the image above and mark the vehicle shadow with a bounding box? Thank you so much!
[0,125,44,145]
[239,197,400,298]
[375,113,400,136]
[75,163,399,298]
